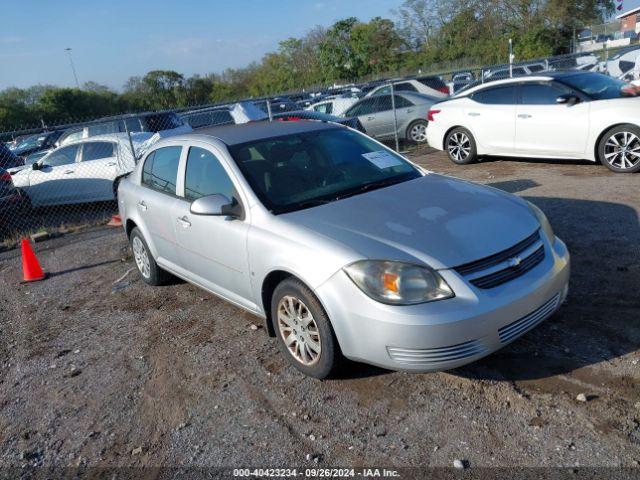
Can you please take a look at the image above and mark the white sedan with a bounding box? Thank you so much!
[426,71,640,173]
[12,133,152,207]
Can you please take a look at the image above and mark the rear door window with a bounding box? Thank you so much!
[370,95,393,113]
[394,95,414,108]
[81,142,115,161]
[471,85,517,105]
[520,83,569,105]
[142,146,181,195]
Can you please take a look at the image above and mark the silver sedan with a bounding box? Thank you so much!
[118,121,570,379]
[342,91,438,144]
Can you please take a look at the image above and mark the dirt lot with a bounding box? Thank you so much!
[0,151,638,475]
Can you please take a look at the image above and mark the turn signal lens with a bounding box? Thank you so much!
[427,109,441,121]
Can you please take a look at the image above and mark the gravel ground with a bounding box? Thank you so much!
[0,150,638,476]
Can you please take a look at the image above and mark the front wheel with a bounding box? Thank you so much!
[445,127,478,165]
[129,227,172,286]
[598,124,640,173]
[272,278,340,379]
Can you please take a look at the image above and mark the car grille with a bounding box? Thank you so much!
[387,339,486,366]
[498,293,561,343]
[454,230,545,289]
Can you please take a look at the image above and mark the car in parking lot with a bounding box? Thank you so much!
[427,71,640,173]
[11,133,153,207]
[0,167,29,236]
[8,130,63,160]
[56,111,191,147]
[365,76,449,99]
[117,121,570,379]
[0,143,24,170]
[306,96,359,116]
[483,62,548,81]
[343,91,438,143]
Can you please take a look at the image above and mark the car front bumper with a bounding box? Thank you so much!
[315,236,570,372]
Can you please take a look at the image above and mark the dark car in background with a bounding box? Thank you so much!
[268,110,365,132]
[0,143,24,170]
[254,97,299,114]
[0,166,29,236]
[9,130,63,160]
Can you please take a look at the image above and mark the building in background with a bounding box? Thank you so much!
[617,6,640,34]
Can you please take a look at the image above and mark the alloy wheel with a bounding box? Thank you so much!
[132,236,151,279]
[277,295,321,366]
[604,131,640,170]
[410,123,428,143]
[448,132,471,162]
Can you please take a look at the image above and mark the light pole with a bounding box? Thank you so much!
[65,47,80,89]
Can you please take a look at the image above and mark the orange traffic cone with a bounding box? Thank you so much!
[21,238,46,282]
[107,214,122,227]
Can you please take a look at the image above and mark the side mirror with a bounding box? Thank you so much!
[556,94,579,105]
[190,194,243,218]
[32,162,41,170]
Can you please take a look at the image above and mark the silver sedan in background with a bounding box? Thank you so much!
[342,91,438,144]
[118,121,570,379]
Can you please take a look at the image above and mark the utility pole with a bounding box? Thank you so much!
[508,39,514,78]
[65,48,80,89]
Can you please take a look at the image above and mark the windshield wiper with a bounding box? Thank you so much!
[333,176,409,201]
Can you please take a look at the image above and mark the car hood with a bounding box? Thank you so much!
[282,174,539,270]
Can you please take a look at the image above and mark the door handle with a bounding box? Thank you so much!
[64,170,74,174]
[468,112,481,117]
[518,114,532,119]
[106,162,116,166]
[367,116,375,121]
[137,201,147,211]
[406,108,414,113]
[177,216,191,228]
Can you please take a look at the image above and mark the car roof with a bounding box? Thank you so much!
[175,120,342,146]
[457,71,592,96]
[62,132,151,147]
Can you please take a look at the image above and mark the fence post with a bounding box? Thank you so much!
[390,83,400,153]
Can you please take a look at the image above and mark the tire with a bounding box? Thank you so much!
[113,177,122,201]
[129,227,171,286]
[16,189,32,213]
[598,124,640,173]
[271,278,340,379]
[406,119,429,144]
[445,127,478,165]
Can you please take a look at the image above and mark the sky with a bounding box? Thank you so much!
[0,0,401,91]
[2,0,640,91]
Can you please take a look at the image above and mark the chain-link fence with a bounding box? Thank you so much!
[2,43,639,248]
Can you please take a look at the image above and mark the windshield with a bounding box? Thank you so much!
[560,72,637,100]
[13,135,45,154]
[228,128,421,214]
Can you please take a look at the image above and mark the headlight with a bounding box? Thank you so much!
[343,260,454,305]
[527,201,554,242]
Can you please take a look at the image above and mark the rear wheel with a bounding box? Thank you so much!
[129,227,171,286]
[445,127,478,165]
[272,278,340,379]
[406,119,429,144]
[598,124,640,173]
